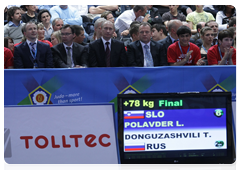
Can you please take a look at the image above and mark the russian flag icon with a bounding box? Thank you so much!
[125,144,145,151]
[124,111,144,119]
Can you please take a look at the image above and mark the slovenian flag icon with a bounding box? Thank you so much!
[124,111,144,119]
[125,144,145,151]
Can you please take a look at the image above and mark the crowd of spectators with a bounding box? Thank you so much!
[4,5,236,69]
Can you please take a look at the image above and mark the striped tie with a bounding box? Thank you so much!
[30,42,36,58]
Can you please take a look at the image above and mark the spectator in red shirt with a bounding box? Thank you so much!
[207,29,236,65]
[37,23,53,47]
[4,47,14,69]
[167,25,205,66]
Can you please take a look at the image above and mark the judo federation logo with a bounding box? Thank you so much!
[208,84,227,92]
[120,85,140,94]
[29,86,51,105]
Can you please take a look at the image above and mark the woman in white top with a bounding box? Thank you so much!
[37,9,53,40]
[216,5,236,31]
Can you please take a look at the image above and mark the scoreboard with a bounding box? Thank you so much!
[117,92,235,164]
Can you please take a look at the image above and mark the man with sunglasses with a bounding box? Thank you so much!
[51,24,88,68]
[167,25,205,66]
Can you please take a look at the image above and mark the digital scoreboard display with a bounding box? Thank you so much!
[117,92,235,164]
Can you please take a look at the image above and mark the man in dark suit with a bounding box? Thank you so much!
[51,24,88,68]
[88,20,127,67]
[14,21,54,68]
[127,22,168,67]
[158,19,183,60]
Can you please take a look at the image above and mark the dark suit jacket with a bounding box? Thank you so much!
[123,38,132,47]
[88,38,127,67]
[189,38,195,44]
[192,33,200,43]
[158,35,172,60]
[51,42,88,68]
[195,39,203,48]
[14,41,54,68]
[149,7,162,25]
[127,40,168,67]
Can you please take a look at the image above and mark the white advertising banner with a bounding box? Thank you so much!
[4,104,119,164]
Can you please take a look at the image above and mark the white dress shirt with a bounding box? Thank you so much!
[114,9,144,34]
[44,24,53,40]
[101,37,112,51]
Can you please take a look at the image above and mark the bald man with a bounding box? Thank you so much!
[158,19,183,59]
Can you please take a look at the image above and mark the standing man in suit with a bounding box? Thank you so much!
[51,24,88,68]
[127,22,168,67]
[158,19,183,60]
[88,20,127,67]
[14,21,54,68]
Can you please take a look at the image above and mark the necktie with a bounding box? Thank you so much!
[105,42,111,67]
[30,42,36,58]
[66,47,72,67]
[144,45,153,67]
[30,42,38,68]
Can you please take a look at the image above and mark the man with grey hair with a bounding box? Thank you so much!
[52,18,64,31]
[88,20,127,67]
[114,5,150,36]
[158,19,183,59]
[90,18,106,42]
